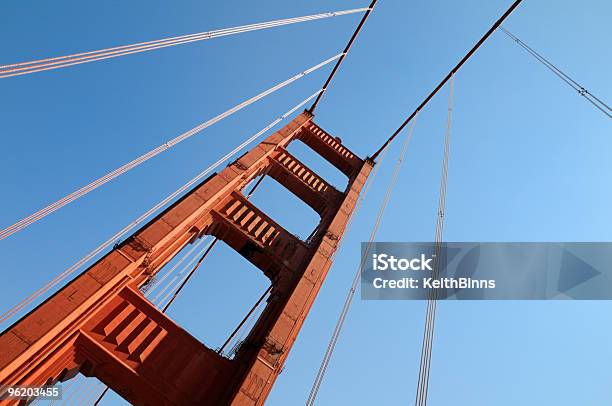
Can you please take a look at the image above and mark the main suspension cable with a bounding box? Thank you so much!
[0,53,337,242]
[415,76,455,406]
[0,8,368,79]
[371,0,523,160]
[0,90,320,326]
[307,117,418,405]
[499,26,611,119]
[308,0,378,113]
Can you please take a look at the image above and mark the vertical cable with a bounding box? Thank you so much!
[415,75,455,406]
[307,116,417,405]
[499,26,611,119]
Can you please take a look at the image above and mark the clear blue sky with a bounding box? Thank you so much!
[1,1,611,405]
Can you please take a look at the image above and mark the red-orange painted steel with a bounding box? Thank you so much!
[0,111,373,405]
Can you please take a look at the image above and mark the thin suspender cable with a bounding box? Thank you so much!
[0,8,368,79]
[150,239,213,304]
[144,237,208,296]
[307,117,418,405]
[371,0,523,160]
[70,380,102,406]
[294,135,391,401]
[303,144,390,404]
[308,0,378,113]
[422,78,454,405]
[0,54,336,242]
[57,375,97,406]
[0,90,320,326]
[415,76,455,406]
[70,381,103,406]
[92,385,109,405]
[160,239,218,312]
[218,284,273,355]
[499,26,611,119]
[48,378,76,405]
[200,171,269,355]
[85,385,107,406]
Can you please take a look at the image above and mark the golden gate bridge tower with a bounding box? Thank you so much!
[0,111,371,405]
[5,0,599,404]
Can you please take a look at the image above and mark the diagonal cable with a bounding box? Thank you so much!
[0,90,321,326]
[0,8,369,79]
[0,54,339,241]
[307,116,417,405]
[499,26,611,119]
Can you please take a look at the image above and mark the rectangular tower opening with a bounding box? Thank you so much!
[154,238,272,352]
[246,174,321,241]
[286,140,348,192]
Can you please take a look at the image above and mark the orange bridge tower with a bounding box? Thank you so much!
[0,112,373,405]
